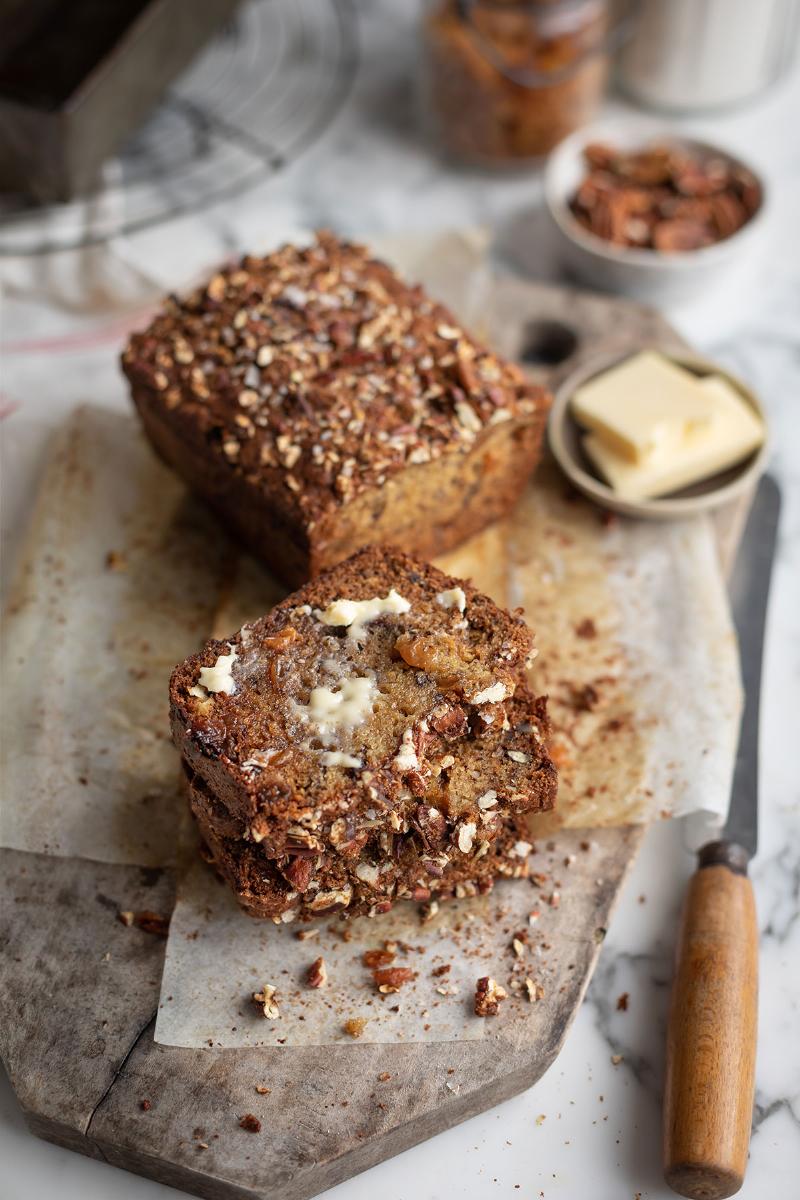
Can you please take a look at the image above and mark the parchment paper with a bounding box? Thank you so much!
[0,408,233,865]
[156,850,577,1047]
[1,231,742,1047]
[156,453,740,1049]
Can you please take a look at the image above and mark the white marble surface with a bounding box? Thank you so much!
[1,3,799,1198]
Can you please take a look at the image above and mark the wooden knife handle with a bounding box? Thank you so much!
[663,842,758,1199]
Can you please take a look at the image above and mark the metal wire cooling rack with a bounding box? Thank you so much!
[0,0,358,256]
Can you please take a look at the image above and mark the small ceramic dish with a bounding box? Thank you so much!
[543,118,768,305]
[548,348,768,520]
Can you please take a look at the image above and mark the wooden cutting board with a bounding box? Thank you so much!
[0,279,751,1200]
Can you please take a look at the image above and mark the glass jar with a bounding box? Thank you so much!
[422,0,629,166]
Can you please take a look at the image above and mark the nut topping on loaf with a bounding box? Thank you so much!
[123,233,551,584]
[171,546,557,922]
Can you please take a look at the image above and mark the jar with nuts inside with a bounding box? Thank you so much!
[421,0,637,166]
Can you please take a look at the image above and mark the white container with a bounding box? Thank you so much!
[618,0,800,113]
[543,118,768,305]
[548,348,769,521]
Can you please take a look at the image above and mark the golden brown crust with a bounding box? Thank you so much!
[123,232,550,584]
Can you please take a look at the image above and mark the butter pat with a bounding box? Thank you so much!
[572,351,715,463]
[436,587,467,613]
[190,647,238,697]
[314,590,410,641]
[584,373,763,500]
[295,677,379,743]
[319,751,363,769]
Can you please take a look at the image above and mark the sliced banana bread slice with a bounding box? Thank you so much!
[170,545,557,919]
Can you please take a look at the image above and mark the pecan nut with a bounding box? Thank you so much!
[474,976,507,1017]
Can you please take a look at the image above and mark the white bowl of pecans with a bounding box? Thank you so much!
[544,119,767,304]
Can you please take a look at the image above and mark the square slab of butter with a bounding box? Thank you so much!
[572,350,716,463]
[583,372,764,500]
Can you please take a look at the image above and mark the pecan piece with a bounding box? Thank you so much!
[710,192,747,240]
[329,817,369,859]
[583,142,617,171]
[252,984,280,1019]
[239,1114,261,1133]
[405,768,428,796]
[653,218,712,253]
[363,948,395,968]
[306,957,328,989]
[474,976,507,1017]
[413,803,448,848]
[430,704,468,739]
[525,978,545,1003]
[305,885,352,913]
[281,856,314,892]
[373,967,416,994]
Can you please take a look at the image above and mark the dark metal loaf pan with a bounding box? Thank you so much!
[0,0,240,203]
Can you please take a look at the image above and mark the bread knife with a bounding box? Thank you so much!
[663,473,781,1200]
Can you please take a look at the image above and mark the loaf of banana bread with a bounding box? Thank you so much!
[170,546,557,921]
[122,232,550,586]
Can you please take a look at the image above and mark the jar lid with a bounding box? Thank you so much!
[454,0,638,88]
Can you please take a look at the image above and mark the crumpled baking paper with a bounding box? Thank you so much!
[0,407,232,866]
[2,231,742,1046]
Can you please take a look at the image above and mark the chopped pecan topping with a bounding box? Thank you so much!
[122,232,547,520]
[363,948,396,968]
[525,978,545,1002]
[329,817,369,859]
[306,957,328,989]
[372,967,416,994]
[252,984,280,1020]
[281,856,315,892]
[239,1114,262,1133]
[413,803,448,848]
[305,886,352,913]
[474,976,507,1017]
[430,704,468,739]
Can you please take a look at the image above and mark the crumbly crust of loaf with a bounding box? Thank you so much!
[170,546,557,921]
[122,232,550,584]
[190,771,535,922]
